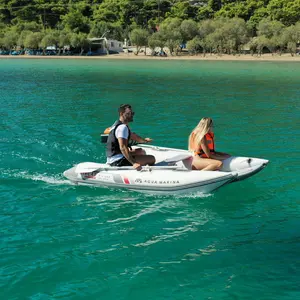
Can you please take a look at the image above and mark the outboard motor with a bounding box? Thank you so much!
[100,127,111,144]
[101,133,109,143]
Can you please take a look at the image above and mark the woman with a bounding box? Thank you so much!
[188,117,230,171]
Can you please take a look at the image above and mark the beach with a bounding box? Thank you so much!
[1,52,300,61]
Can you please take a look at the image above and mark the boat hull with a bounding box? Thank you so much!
[63,165,236,195]
[63,144,268,195]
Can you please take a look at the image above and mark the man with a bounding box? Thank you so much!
[106,104,155,170]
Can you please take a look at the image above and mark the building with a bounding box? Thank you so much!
[88,37,123,55]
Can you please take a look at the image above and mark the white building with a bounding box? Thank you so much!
[88,37,123,55]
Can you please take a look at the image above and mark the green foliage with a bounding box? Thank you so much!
[216,0,266,21]
[129,27,149,54]
[257,18,285,38]
[1,28,19,49]
[166,1,198,20]
[58,30,71,48]
[92,0,122,24]
[148,31,165,50]
[89,21,123,41]
[70,32,88,55]
[196,5,214,21]
[39,30,58,52]
[0,0,299,55]
[159,17,183,55]
[23,31,43,49]
[267,0,300,26]
[61,5,90,33]
[180,19,198,42]
[1,0,300,33]
[186,37,202,54]
[17,29,31,47]
[208,0,222,12]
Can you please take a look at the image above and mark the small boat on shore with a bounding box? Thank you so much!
[63,144,269,195]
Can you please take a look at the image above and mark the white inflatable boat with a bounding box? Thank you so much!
[63,144,269,195]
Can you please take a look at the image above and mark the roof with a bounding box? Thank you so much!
[88,37,105,42]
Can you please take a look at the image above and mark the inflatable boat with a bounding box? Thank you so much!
[63,143,269,195]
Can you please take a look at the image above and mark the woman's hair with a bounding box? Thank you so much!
[188,117,213,151]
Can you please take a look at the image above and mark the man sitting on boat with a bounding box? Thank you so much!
[106,104,155,170]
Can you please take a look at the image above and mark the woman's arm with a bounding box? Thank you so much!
[201,137,229,160]
[200,137,213,158]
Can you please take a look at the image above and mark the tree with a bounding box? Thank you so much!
[186,37,202,55]
[279,23,300,56]
[24,32,43,49]
[208,0,222,12]
[61,5,90,33]
[257,18,285,39]
[148,31,165,54]
[248,35,270,56]
[180,19,198,42]
[166,1,197,20]
[223,18,249,54]
[196,5,214,21]
[130,28,149,55]
[39,30,58,54]
[287,41,296,56]
[89,21,123,41]
[159,18,183,55]
[17,30,32,49]
[267,0,300,26]
[92,0,122,24]
[15,21,43,33]
[70,32,89,55]
[58,31,71,55]
[1,29,19,50]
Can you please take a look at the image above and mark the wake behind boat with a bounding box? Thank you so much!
[63,144,269,195]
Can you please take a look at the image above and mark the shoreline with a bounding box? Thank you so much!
[1,53,300,62]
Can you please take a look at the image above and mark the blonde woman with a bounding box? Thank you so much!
[188,117,230,171]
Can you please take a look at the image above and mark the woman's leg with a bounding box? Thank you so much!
[192,156,222,171]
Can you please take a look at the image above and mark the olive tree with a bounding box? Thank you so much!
[186,37,202,55]
[24,32,43,50]
[148,31,166,54]
[39,30,59,55]
[2,30,19,50]
[159,18,183,55]
[129,28,149,55]
[70,32,89,55]
[180,19,198,42]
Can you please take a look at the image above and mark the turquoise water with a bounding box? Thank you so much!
[1,59,300,299]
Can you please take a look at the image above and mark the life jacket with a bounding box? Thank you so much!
[106,120,131,158]
[192,132,215,158]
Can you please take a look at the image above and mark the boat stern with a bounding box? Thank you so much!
[63,166,78,182]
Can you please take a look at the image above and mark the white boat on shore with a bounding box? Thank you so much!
[63,144,269,195]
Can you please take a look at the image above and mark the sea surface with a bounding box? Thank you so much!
[0,58,299,299]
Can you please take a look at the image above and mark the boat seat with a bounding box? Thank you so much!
[155,153,192,166]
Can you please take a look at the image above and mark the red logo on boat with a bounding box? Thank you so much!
[123,177,130,184]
